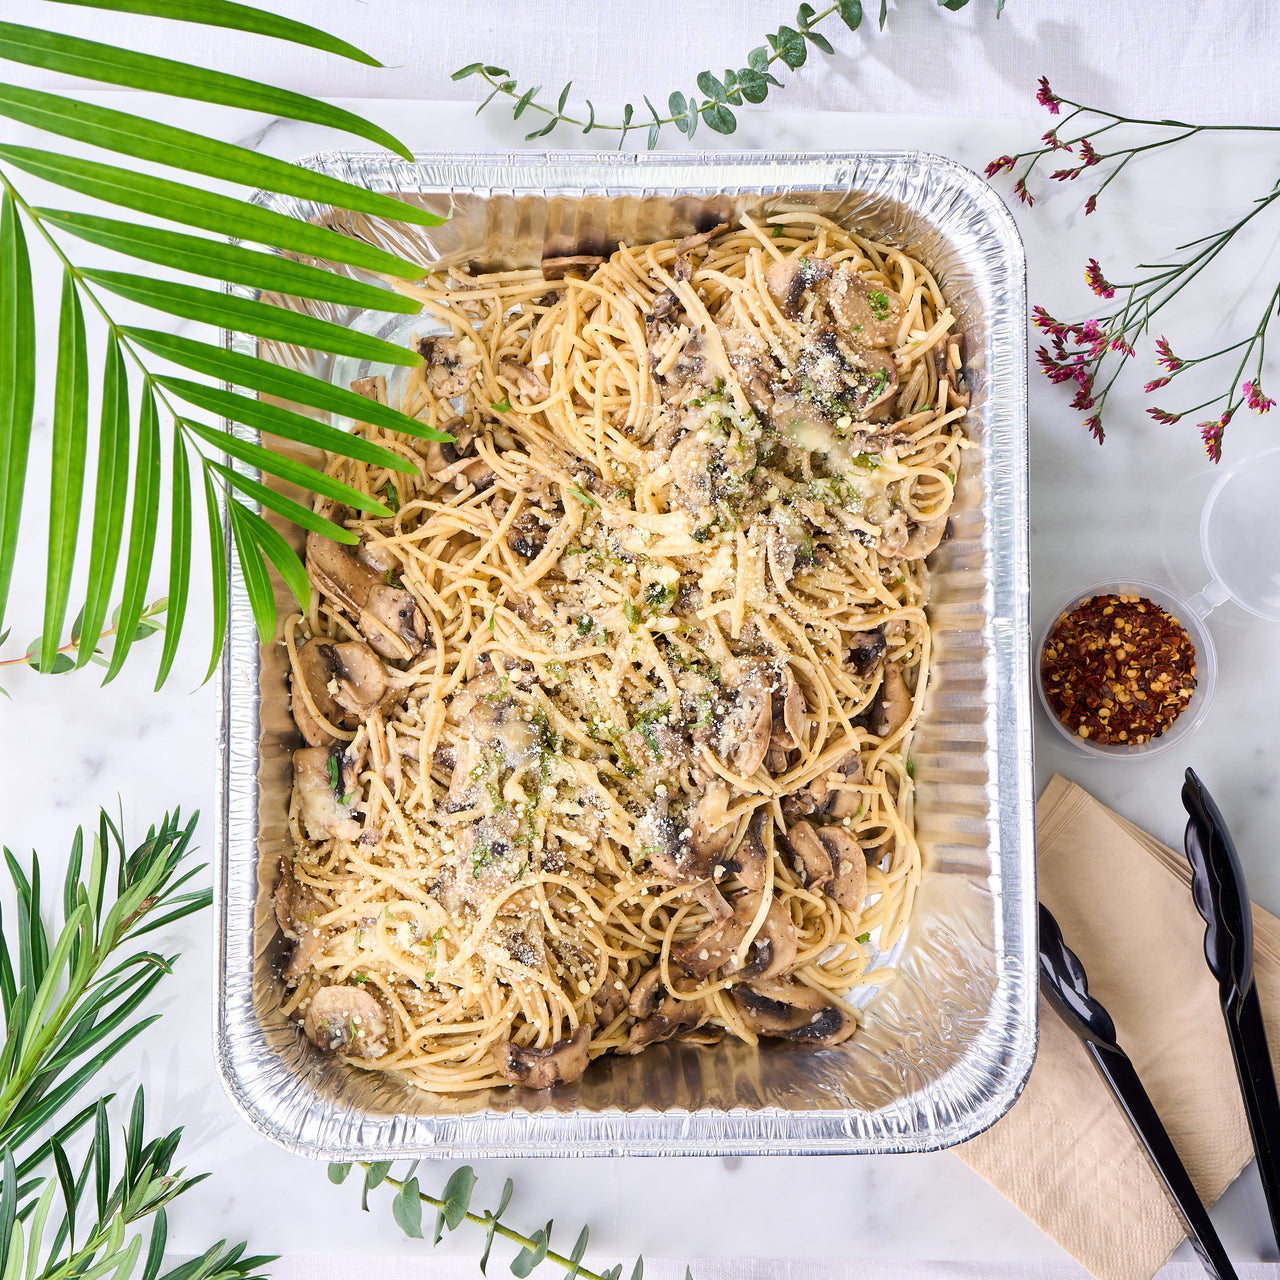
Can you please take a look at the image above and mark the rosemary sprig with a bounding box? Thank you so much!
[336,1160,688,1280]
[989,77,1280,457]
[453,0,991,148]
[0,808,272,1280]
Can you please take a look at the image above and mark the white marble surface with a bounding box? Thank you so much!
[3,89,1280,1278]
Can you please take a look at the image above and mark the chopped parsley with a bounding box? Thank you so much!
[691,525,713,543]
[546,660,566,681]
[382,481,400,512]
[576,614,595,636]
[867,288,891,321]
[488,609,497,635]
[471,843,495,879]
[325,753,341,791]
[383,567,403,588]
[622,600,642,627]
[491,398,512,413]
[851,453,880,470]
[634,703,671,758]
[569,483,599,509]
[856,932,871,945]
[350,972,368,983]
[906,758,916,778]
[771,224,785,239]
[644,582,676,611]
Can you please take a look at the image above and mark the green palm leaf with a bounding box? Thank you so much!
[43,212,425,312]
[155,429,191,690]
[0,146,423,279]
[0,22,412,158]
[41,267,89,674]
[156,377,417,474]
[0,188,35,635]
[43,0,384,67]
[0,90,443,225]
[83,269,422,367]
[102,385,161,684]
[225,497,298,640]
[76,335,130,668]
[210,461,351,548]
[201,470,228,685]
[125,329,449,442]
[181,419,391,520]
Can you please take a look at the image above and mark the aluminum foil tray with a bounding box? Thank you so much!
[214,151,1036,1158]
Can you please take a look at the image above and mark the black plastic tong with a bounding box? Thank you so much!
[1182,767,1280,1248]
[1038,901,1238,1280]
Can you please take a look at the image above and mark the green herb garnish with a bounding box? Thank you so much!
[867,288,890,321]
[856,932,871,945]
[491,398,512,413]
[382,480,400,512]
[906,758,915,778]
[576,614,595,636]
[569,482,599,509]
[692,524,713,543]
[644,582,676,611]
[623,600,642,627]
[326,753,341,791]
[772,224,785,238]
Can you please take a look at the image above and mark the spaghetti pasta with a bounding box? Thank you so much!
[274,212,969,1093]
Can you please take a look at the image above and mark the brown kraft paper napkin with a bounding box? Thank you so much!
[958,774,1280,1280]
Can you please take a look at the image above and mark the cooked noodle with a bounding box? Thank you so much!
[274,212,969,1093]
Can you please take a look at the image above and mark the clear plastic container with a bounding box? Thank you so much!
[1035,578,1218,760]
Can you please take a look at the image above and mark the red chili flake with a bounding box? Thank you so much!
[1040,593,1197,745]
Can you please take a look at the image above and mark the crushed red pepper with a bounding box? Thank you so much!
[1040,593,1197,745]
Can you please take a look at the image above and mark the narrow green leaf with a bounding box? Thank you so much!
[391,1177,423,1239]
[629,1258,644,1280]
[327,1163,351,1185]
[141,1209,168,1280]
[479,1215,498,1276]
[201,467,228,684]
[879,0,889,28]
[42,0,384,66]
[83,270,421,367]
[452,62,483,80]
[156,378,417,472]
[43,210,422,313]
[93,1097,110,1219]
[567,1225,589,1279]
[495,1178,513,1219]
[77,334,129,666]
[0,88,443,225]
[124,329,449,443]
[441,1166,477,1230]
[225,495,307,639]
[0,1150,16,1279]
[103,383,161,683]
[181,419,391,518]
[42,265,90,672]
[0,189,35,634]
[0,146,423,279]
[210,460,357,545]
[0,23,412,158]
[154,428,191,689]
[512,85,541,119]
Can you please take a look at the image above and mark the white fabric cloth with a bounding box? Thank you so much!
[14,0,1280,126]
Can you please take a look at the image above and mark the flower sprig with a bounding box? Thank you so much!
[990,78,1280,458]
[335,1159,686,1280]
[453,0,994,148]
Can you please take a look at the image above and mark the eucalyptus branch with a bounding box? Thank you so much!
[453,0,991,147]
[334,1160,688,1280]
[989,77,1280,458]
[0,807,272,1280]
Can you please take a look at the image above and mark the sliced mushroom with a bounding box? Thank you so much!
[541,254,604,280]
[506,508,548,559]
[422,421,494,491]
[780,749,864,822]
[852,349,900,422]
[498,1025,590,1089]
[671,897,752,979]
[865,663,912,739]
[899,515,949,560]
[498,357,550,403]
[781,820,833,892]
[674,222,729,255]
[718,805,768,891]
[768,664,806,765]
[306,520,427,662]
[824,268,903,348]
[293,745,362,841]
[718,660,774,778]
[848,627,886,677]
[732,978,855,1045]
[593,980,628,1028]
[292,638,388,745]
[618,973,710,1054]
[728,893,798,982]
[627,966,665,1019]
[303,984,388,1057]
[274,863,325,941]
[350,374,387,404]
[765,253,832,319]
[676,1025,725,1046]
[637,787,732,892]
[416,333,481,399]
[814,826,867,913]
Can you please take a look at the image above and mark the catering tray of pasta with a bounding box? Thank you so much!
[214,151,1036,1158]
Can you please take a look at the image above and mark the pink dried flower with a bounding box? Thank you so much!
[1037,76,1061,115]
[1245,380,1275,413]
[1085,194,1097,216]
[1084,259,1115,299]
[1079,138,1100,167]
[1013,178,1034,207]
[1083,414,1104,442]
[1144,377,1171,393]
[1032,305,1064,335]
[1049,167,1081,182]
[1200,418,1225,463]
[1147,407,1182,425]
[1110,337,1135,358]
[1154,337,1183,372]
[1070,386,1095,411]
[1042,130,1073,152]
[1036,346,1079,384]
[984,155,1017,179]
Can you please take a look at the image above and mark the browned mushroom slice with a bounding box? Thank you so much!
[593,979,628,1028]
[899,515,949,560]
[303,984,389,1057]
[718,806,768,891]
[350,374,387,404]
[814,826,867,913]
[780,819,833,892]
[306,524,426,662]
[765,253,832,319]
[636,785,732,893]
[767,664,805,769]
[422,421,495,491]
[852,349,899,422]
[498,1025,591,1089]
[728,893,798,982]
[718,660,773,778]
[293,746,362,841]
[646,292,710,404]
[674,222,729,255]
[506,508,548,559]
[672,899,752,979]
[274,863,325,941]
[498,358,550,403]
[732,978,855,1045]
[676,1025,725,1046]
[865,663,912,739]
[292,639,388,745]
[848,627,886,677]
[416,333,481,398]
[541,255,604,280]
[825,268,903,348]
[617,972,710,1054]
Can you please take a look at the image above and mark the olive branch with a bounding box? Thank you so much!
[0,0,450,689]
[453,0,996,147]
[335,1161,685,1280]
